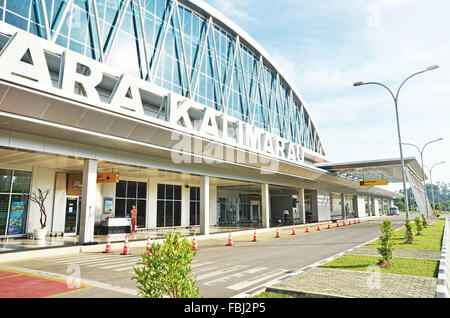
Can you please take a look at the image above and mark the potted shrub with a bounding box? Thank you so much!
[25,188,50,240]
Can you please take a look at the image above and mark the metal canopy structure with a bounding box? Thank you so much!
[315,157,426,183]
[315,157,434,218]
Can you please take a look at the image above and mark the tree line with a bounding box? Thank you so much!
[394,182,450,211]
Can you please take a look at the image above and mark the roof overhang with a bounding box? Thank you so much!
[315,157,426,183]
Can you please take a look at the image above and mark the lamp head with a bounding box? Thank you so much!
[426,65,439,71]
[353,81,365,87]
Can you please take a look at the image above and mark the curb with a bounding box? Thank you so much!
[436,217,449,298]
[265,287,351,298]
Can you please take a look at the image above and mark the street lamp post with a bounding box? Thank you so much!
[403,138,443,218]
[353,65,439,220]
[424,161,446,212]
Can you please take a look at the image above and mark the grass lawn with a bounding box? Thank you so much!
[367,218,445,250]
[253,292,292,298]
[319,255,439,278]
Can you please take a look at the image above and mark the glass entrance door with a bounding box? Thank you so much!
[64,197,79,234]
[250,201,261,226]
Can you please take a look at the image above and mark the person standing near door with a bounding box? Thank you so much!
[283,208,290,224]
[131,204,138,233]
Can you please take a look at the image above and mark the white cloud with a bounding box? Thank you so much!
[204,0,254,25]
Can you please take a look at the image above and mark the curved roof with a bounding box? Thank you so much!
[0,0,327,158]
[187,0,327,157]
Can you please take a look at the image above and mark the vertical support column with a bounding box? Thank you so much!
[261,183,270,228]
[200,176,210,235]
[310,190,318,222]
[352,195,359,218]
[387,199,392,215]
[381,199,385,215]
[79,159,97,245]
[370,197,375,216]
[298,188,305,224]
[181,185,190,227]
[341,193,345,219]
[209,185,217,226]
[147,179,157,228]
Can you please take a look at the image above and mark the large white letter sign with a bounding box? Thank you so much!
[168,94,193,130]
[109,74,144,114]
[199,107,220,138]
[59,50,102,102]
[0,31,52,87]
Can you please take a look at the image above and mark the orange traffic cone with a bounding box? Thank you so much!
[252,229,258,242]
[121,235,131,255]
[103,235,113,253]
[275,226,280,238]
[343,219,346,227]
[336,220,340,227]
[305,223,310,233]
[348,219,352,226]
[317,222,321,231]
[353,218,357,225]
[292,224,297,235]
[226,232,233,246]
[192,233,198,250]
[327,221,331,229]
[358,218,361,224]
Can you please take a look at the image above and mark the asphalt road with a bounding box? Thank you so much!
[0,216,405,298]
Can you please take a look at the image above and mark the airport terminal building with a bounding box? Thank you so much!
[0,0,420,243]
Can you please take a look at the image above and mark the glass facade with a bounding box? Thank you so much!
[238,194,250,223]
[189,186,199,226]
[157,183,181,227]
[330,193,341,219]
[115,179,147,227]
[0,0,325,156]
[0,169,31,236]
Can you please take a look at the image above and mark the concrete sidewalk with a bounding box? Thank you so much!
[267,267,437,298]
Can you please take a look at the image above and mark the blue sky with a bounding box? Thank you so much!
[205,0,450,187]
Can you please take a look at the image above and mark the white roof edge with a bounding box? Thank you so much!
[187,0,327,156]
[314,157,419,167]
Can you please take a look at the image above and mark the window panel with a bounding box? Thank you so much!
[115,198,125,217]
[137,199,146,226]
[138,182,147,199]
[174,185,181,200]
[5,11,28,31]
[126,181,137,198]
[6,0,31,18]
[165,200,173,226]
[174,200,181,226]
[0,170,12,193]
[165,184,173,200]
[12,171,31,193]
[116,180,127,197]
[126,198,135,217]
[157,200,164,226]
